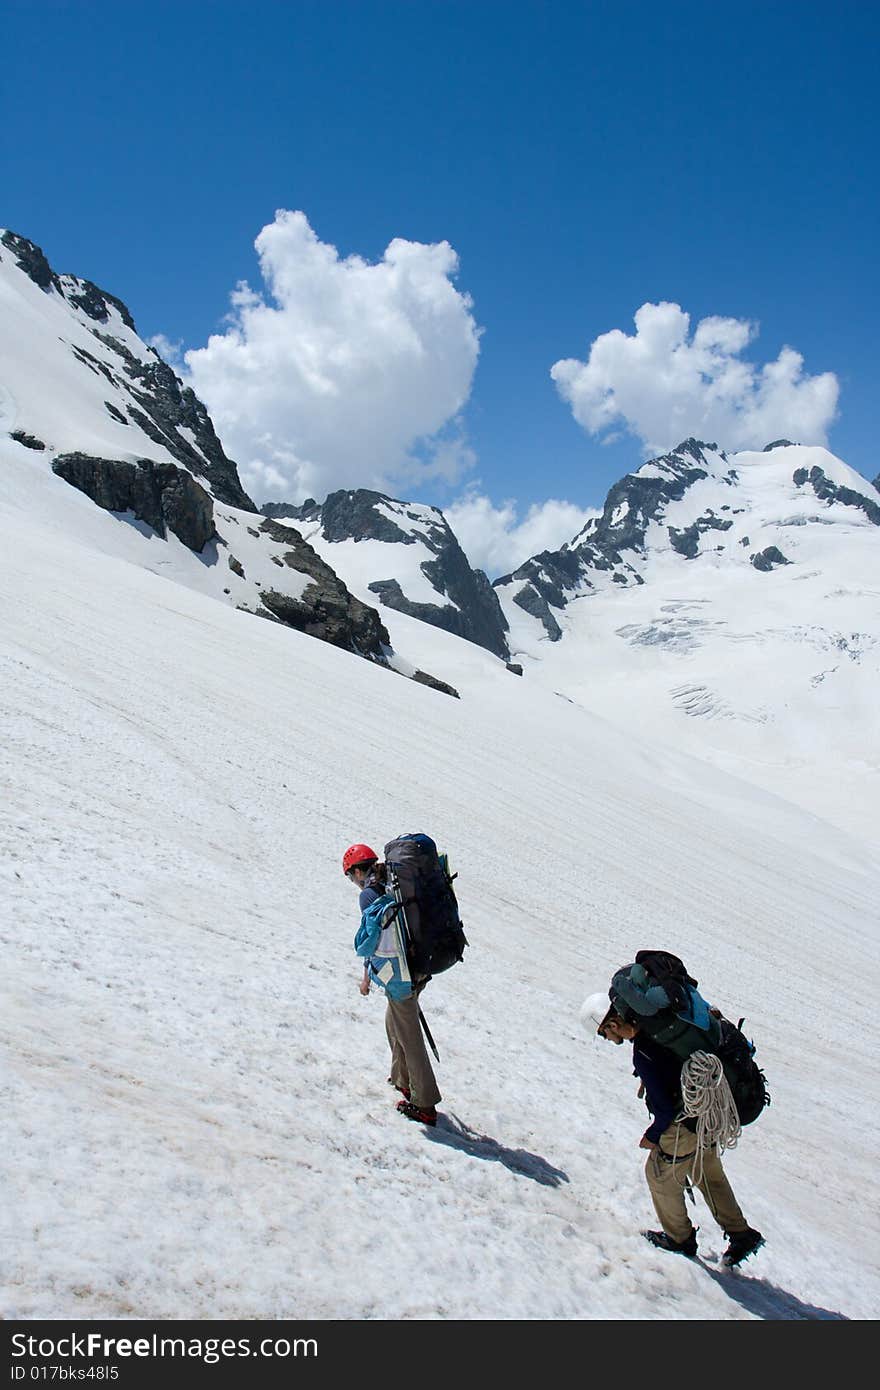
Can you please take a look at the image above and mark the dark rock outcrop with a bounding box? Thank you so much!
[495,439,724,623]
[668,513,733,558]
[411,669,460,699]
[92,331,255,511]
[793,466,880,526]
[366,571,507,656]
[764,439,795,451]
[257,518,390,661]
[1,230,61,292]
[262,499,318,523]
[64,278,137,332]
[264,490,510,659]
[751,546,791,571]
[322,491,417,546]
[1,230,137,330]
[494,548,584,641]
[587,440,713,555]
[52,453,215,552]
[11,430,46,450]
[512,582,563,641]
[367,579,454,631]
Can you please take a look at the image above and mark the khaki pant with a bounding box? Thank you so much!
[645,1123,749,1244]
[385,990,441,1109]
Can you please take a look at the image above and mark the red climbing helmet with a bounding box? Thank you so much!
[342,843,378,875]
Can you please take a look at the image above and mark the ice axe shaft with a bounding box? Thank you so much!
[418,1007,440,1062]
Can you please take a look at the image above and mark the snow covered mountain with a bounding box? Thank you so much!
[263,489,511,660]
[0,229,252,511]
[3,233,879,1322]
[494,438,880,838]
[0,230,457,688]
[495,437,879,632]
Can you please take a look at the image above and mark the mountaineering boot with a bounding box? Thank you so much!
[642,1229,698,1257]
[396,1099,437,1126]
[722,1228,764,1267]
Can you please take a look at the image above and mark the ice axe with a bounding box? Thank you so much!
[418,1007,440,1062]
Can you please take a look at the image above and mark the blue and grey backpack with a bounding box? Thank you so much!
[610,950,770,1126]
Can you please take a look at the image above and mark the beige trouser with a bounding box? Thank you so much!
[645,1123,749,1243]
[385,989,441,1109]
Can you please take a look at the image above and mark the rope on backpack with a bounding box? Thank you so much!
[679,1051,742,1185]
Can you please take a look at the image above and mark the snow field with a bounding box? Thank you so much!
[2,494,878,1319]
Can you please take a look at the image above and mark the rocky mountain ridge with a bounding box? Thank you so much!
[5,229,878,719]
[494,438,880,642]
[1,230,253,510]
[0,231,454,686]
[264,489,511,660]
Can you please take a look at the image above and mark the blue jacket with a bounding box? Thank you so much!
[354,891,414,1000]
[359,881,383,912]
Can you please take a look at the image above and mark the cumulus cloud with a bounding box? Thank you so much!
[148,333,184,369]
[184,211,482,503]
[445,490,598,579]
[551,302,839,455]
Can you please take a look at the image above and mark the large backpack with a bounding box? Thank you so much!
[610,951,720,1059]
[384,833,467,979]
[610,950,770,1126]
[713,1016,771,1126]
[634,950,699,1014]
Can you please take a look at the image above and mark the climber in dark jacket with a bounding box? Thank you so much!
[631,1031,695,1145]
[583,995,763,1266]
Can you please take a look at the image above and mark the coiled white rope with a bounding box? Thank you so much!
[679,1051,742,1185]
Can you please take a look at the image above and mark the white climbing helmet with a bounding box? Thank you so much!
[581,992,614,1035]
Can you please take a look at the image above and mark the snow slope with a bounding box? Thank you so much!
[2,467,878,1320]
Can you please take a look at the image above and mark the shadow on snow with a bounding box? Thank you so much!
[425,1112,569,1188]
[699,1263,849,1321]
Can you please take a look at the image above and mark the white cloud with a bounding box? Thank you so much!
[445,490,598,579]
[551,302,839,455]
[148,333,184,369]
[184,211,482,503]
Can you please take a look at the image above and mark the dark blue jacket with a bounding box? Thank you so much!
[359,873,384,912]
[631,1033,694,1144]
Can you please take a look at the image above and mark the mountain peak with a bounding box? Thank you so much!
[0,228,254,510]
[1,229,137,332]
[494,438,879,643]
[669,436,723,463]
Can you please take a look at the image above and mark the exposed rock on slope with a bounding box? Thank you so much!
[793,464,880,526]
[52,453,216,552]
[263,489,510,659]
[254,518,390,660]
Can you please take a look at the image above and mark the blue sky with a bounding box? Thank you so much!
[3,0,877,570]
